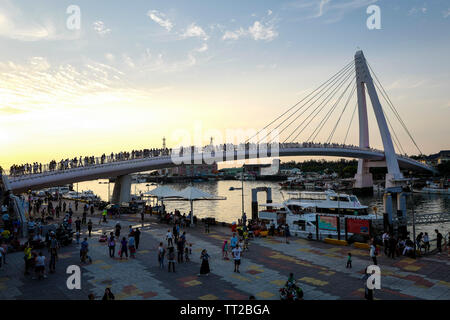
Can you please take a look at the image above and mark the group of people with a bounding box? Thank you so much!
[105,222,142,260]
[160,223,190,273]
[9,148,171,176]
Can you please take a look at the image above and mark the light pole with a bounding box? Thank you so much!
[241,166,245,223]
[409,172,416,258]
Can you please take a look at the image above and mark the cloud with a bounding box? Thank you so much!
[285,0,378,22]
[443,8,450,18]
[248,21,278,41]
[0,1,79,41]
[408,6,427,16]
[123,54,135,68]
[0,57,130,113]
[222,27,246,40]
[222,20,278,41]
[105,53,115,62]
[267,9,273,16]
[195,43,208,52]
[181,23,208,40]
[147,10,173,31]
[315,0,331,17]
[93,21,111,36]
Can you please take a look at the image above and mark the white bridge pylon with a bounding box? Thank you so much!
[354,50,403,190]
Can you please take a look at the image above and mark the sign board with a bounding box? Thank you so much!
[347,218,370,235]
[318,216,338,231]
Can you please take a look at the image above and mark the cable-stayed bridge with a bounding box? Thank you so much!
[3,51,437,204]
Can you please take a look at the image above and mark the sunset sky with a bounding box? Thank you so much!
[0,0,449,169]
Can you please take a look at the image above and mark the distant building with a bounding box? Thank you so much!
[420,150,450,166]
[158,163,218,176]
[280,167,302,176]
[243,159,280,176]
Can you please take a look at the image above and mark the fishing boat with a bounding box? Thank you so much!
[413,182,450,195]
[258,190,380,238]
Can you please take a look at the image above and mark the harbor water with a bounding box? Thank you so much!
[77,179,450,236]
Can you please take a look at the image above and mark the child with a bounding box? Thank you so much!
[75,231,80,244]
[222,240,229,260]
[346,252,352,268]
[243,231,249,251]
[189,243,192,255]
[184,245,190,263]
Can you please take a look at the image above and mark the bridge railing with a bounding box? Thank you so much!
[5,142,432,180]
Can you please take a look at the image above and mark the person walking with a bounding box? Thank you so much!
[167,247,176,272]
[222,240,229,260]
[102,209,107,223]
[284,224,290,244]
[166,229,173,247]
[24,242,33,275]
[49,233,59,274]
[128,235,136,259]
[34,251,47,280]
[120,237,128,260]
[423,232,430,253]
[388,235,397,259]
[370,243,378,265]
[108,232,115,258]
[158,242,165,269]
[115,222,121,238]
[75,217,81,234]
[87,219,93,238]
[346,252,352,268]
[435,229,443,254]
[382,232,389,255]
[80,238,91,263]
[177,238,184,263]
[199,249,210,276]
[134,228,141,250]
[232,243,243,273]
[362,267,374,301]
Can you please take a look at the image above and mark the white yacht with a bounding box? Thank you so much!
[258,190,380,238]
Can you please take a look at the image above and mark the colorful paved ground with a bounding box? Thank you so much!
[0,207,449,300]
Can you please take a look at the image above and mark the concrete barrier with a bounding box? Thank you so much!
[324,238,348,246]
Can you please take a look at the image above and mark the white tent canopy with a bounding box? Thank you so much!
[162,186,226,225]
[142,186,181,199]
[175,186,226,201]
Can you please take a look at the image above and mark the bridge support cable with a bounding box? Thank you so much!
[260,62,355,144]
[274,66,356,144]
[343,102,357,145]
[246,60,355,144]
[326,83,357,144]
[367,61,423,155]
[303,74,357,143]
[380,96,407,155]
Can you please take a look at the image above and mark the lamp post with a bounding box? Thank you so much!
[241,166,245,219]
[409,172,416,259]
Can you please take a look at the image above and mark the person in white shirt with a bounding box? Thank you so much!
[232,244,243,273]
[166,230,173,247]
[34,251,47,280]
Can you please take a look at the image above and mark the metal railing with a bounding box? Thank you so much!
[6,141,427,180]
